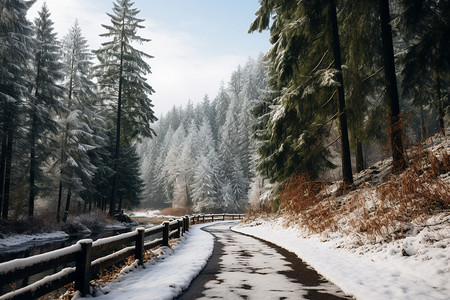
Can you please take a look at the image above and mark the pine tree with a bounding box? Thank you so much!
[327,0,353,184]
[58,20,101,222]
[341,0,385,172]
[94,0,157,215]
[249,1,341,185]
[399,0,450,137]
[378,0,407,173]
[160,126,185,206]
[213,82,232,141]
[0,0,36,219]
[27,3,65,217]
[218,97,249,209]
[191,120,219,212]
[117,145,143,211]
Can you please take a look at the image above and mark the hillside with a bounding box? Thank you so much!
[239,133,449,299]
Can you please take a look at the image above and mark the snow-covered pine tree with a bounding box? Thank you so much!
[160,125,185,206]
[28,3,65,217]
[218,97,249,211]
[94,0,157,215]
[213,82,232,142]
[191,120,219,212]
[0,0,35,219]
[58,20,101,222]
[249,0,340,186]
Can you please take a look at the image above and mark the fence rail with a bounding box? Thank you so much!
[0,213,245,300]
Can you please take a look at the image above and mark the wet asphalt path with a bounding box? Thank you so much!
[177,222,352,300]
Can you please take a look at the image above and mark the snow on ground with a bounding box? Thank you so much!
[0,231,68,248]
[128,210,163,218]
[77,222,215,300]
[234,216,450,300]
[70,217,449,300]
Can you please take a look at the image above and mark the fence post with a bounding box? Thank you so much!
[75,239,92,296]
[212,214,214,222]
[223,213,225,221]
[182,217,186,234]
[177,219,182,237]
[163,221,169,246]
[202,214,205,222]
[136,228,145,266]
[185,215,190,231]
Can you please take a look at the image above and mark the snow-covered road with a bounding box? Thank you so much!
[81,221,350,300]
[179,222,350,299]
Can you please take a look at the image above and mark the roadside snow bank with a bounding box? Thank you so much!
[81,222,216,300]
[234,216,449,300]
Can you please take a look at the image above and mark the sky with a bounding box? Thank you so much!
[28,0,271,116]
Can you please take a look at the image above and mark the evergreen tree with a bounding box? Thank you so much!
[218,97,249,208]
[27,3,63,218]
[213,82,232,141]
[249,0,339,185]
[28,3,65,217]
[191,120,219,212]
[94,0,157,215]
[341,0,385,172]
[327,0,353,184]
[117,145,143,211]
[378,0,407,173]
[160,126,185,205]
[58,20,101,222]
[399,0,450,136]
[0,0,35,219]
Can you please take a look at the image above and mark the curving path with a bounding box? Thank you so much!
[178,221,352,300]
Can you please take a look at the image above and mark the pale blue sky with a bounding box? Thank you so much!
[29,0,270,115]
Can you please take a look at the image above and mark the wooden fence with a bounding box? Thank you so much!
[0,214,245,300]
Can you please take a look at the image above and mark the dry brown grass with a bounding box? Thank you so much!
[37,248,161,299]
[271,143,450,242]
[159,206,190,216]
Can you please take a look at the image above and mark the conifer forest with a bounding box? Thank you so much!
[0,0,449,222]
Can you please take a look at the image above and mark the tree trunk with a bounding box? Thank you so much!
[117,195,122,213]
[378,0,406,173]
[2,127,14,220]
[355,139,364,173]
[434,67,446,136]
[109,33,125,216]
[29,118,36,217]
[0,133,7,218]
[57,180,63,222]
[329,0,353,185]
[419,105,427,142]
[62,185,72,222]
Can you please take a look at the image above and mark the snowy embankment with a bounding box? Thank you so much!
[77,222,214,300]
[0,231,69,248]
[234,215,450,300]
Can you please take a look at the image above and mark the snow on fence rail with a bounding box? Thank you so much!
[0,213,244,300]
